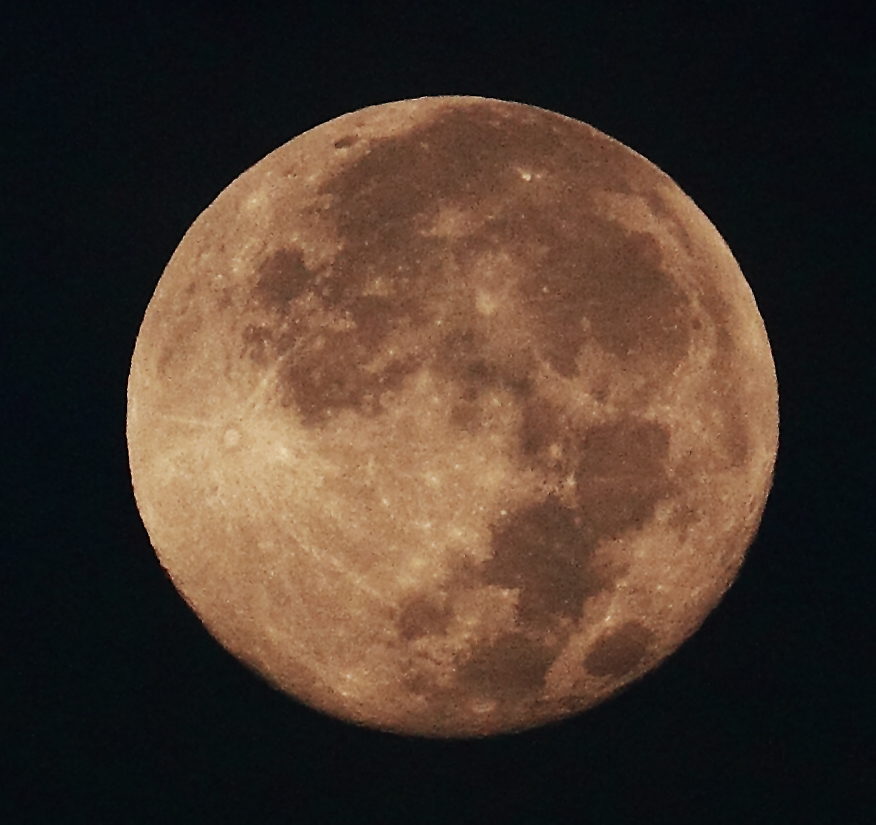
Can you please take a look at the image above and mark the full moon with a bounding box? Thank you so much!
[127,97,778,737]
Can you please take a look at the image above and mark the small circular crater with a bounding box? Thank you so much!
[470,698,498,714]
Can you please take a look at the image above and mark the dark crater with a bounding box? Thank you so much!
[333,135,358,149]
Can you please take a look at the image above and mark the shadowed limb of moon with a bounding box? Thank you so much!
[127,96,778,738]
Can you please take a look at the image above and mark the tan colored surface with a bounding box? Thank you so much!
[127,97,778,737]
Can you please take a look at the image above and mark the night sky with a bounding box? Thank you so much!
[3,2,873,823]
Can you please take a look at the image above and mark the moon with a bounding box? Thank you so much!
[127,96,778,737]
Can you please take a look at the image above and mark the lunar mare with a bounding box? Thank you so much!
[127,97,778,737]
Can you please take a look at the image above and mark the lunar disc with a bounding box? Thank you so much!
[127,96,778,737]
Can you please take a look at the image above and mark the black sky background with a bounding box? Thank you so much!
[3,2,874,823]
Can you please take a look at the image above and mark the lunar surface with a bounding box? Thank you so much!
[127,96,778,737]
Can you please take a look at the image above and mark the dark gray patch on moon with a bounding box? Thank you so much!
[583,621,656,677]
[499,412,674,608]
[578,418,670,476]
[397,596,452,641]
[454,631,557,703]
[573,418,676,537]
[246,243,421,424]
[435,328,536,436]
[518,399,573,466]
[252,248,314,308]
[471,411,673,676]
[483,495,618,631]
[514,219,690,375]
[236,101,695,429]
